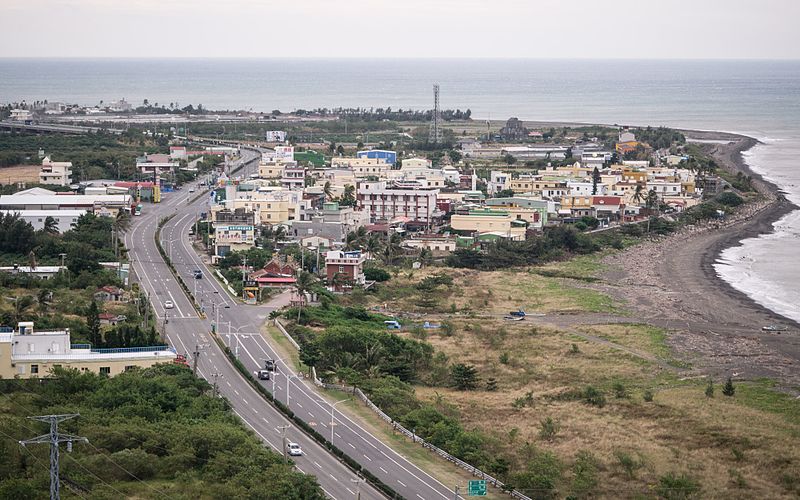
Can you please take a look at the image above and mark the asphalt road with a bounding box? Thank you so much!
[126,151,462,500]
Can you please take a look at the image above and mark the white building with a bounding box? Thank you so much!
[39,156,73,186]
[265,131,287,142]
[567,180,608,197]
[0,322,177,379]
[0,209,87,233]
[356,181,439,224]
[0,188,131,215]
[488,171,511,195]
[10,109,32,121]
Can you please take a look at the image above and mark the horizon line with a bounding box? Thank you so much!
[1,56,799,62]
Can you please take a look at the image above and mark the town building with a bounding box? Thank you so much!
[450,208,528,240]
[357,149,397,166]
[0,188,132,215]
[499,117,529,141]
[39,156,73,186]
[356,181,440,225]
[136,153,178,181]
[10,109,32,121]
[0,322,177,379]
[210,208,256,261]
[290,202,369,245]
[281,164,306,191]
[325,250,366,292]
[403,236,457,254]
[331,157,390,179]
[0,209,87,233]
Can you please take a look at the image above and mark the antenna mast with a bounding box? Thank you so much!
[428,84,443,144]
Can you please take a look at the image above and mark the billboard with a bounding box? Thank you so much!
[265,131,287,142]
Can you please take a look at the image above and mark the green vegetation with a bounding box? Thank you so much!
[0,131,167,181]
[0,365,323,498]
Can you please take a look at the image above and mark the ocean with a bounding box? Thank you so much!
[1,58,799,321]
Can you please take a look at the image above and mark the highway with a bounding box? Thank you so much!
[124,150,461,499]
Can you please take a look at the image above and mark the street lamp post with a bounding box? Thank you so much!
[322,398,350,444]
[286,373,301,408]
[350,478,365,500]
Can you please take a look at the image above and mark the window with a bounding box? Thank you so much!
[31,364,39,374]
[338,265,345,273]
[124,365,136,372]
[100,367,111,375]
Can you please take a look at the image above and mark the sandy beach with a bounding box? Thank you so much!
[602,132,800,386]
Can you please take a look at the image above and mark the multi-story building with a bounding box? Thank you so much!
[211,208,256,261]
[325,250,366,292]
[356,181,439,225]
[0,322,177,379]
[136,153,178,180]
[39,156,73,186]
[281,164,306,190]
[331,157,390,179]
[357,149,397,166]
[450,208,527,240]
[290,202,369,244]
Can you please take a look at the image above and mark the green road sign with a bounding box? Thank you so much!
[467,479,486,496]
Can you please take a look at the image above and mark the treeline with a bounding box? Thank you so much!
[294,107,472,122]
[0,364,323,498]
[0,131,168,180]
[632,126,686,150]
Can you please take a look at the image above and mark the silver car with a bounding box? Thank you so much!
[287,442,303,456]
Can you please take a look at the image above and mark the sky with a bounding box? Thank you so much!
[2,0,799,59]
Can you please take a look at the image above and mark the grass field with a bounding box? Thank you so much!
[0,164,41,184]
[350,260,800,498]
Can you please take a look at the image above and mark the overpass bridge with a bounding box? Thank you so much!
[0,121,125,135]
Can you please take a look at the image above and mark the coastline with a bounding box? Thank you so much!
[600,129,800,385]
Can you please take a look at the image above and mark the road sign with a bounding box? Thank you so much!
[467,480,486,496]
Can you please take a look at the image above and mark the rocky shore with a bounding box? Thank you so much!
[602,132,800,386]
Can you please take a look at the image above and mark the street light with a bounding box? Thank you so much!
[350,478,365,500]
[267,356,292,396]
[286,372,301,408]
[319,398,350,444]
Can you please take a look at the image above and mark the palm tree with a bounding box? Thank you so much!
[364,233,383,258]
[645,188,660,211]
[323,181,333,201]
[43,216,59,235]
[113,210,132,258]
[632,183,646,205]
[293,270,318,322]
[344,227,368,251]
[381,233,404,266]
[340,184,356,207]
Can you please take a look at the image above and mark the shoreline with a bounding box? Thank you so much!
[600,128,800,385]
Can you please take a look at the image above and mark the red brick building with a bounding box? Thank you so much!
[325,251,366,292]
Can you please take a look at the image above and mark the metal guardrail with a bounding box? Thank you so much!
[309,365,532,500]
[83,345,173,354]
[274,319,301,350]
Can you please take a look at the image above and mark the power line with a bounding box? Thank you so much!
[19,414,88,500]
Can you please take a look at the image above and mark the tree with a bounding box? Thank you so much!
[339,184,356,207]
[722,377,735,397]
[86,300,102,346]
[43,216,59,234]
[591,167,602,195]
[293,271,318,322]
[645,188,660,211]
[380,233,403,266]
[299,342,321,373]
[632,183,646,205]
[323,181,333,201]
[450,363,480,390]
[336,145,345,155]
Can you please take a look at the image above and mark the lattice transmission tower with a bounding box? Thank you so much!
[428,83,443,144]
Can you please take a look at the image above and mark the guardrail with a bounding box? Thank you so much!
[304,341,532,500]
[274,319,301,351]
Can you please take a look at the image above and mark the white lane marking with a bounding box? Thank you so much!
[380,466,388,474]
[348,443,356,449]
[398,480,406,487]
[314,461,322,468]
[363,454,372,461]
[296,402,303,408]
[417,495,426,500]
[329,473,338,482]
[346,488,354,495]
[234,389,240,396]
[308,412,314,418]
[242,398,248,404]
[335,433,341,438]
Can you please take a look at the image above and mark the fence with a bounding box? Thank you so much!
[276,319,531,499]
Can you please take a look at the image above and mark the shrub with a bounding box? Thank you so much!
[485,378,498,392]
[612,382,628,399]
[614,451,643,479]
[705,379,714,398]
[571,451,599,496]
[643,390,654,402]
[512,391,534,410]
[450,363,480,390]
[569,343,580,355]
[716,191,744,207]
[583,386,606,408]
[657,472,700,499]
[539,417,560,441]
[364,267,391,282]
[499,352,510,364]
[722,377,735,397]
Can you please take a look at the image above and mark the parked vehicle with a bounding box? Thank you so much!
[762,325,788,332]
[287,442,303,456]
[509,309,526,317]
[384,320,401,330]
[173,354,190,367]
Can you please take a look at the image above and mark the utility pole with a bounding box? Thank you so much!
[211,372,221,397]
[453,485,460,500]
[350,477,365,500]
[192,344,201,375]
[19,414,88,500]
[277,425,291,463]
[242,255,247,301]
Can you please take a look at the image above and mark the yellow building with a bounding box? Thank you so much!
[0,322,177,379]
[450,209,527,240]
[258,162,284,179]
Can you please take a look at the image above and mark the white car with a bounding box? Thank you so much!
[164,300,174,309]
[287,442,303,456]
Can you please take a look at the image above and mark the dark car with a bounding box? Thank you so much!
[193,270,203,279]
[264,360,275,371]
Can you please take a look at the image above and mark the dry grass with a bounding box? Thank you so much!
[410,313,800,498]
[0,164,41,184]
